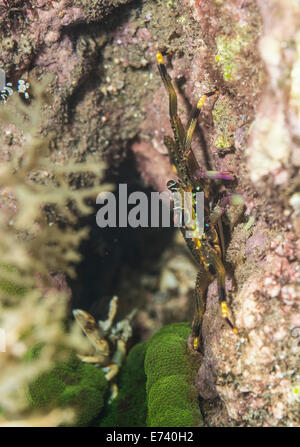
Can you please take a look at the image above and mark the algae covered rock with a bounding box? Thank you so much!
[144,323,202,427]
[28,354,108,426]
[28,323,202,427]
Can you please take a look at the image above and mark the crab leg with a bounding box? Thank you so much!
[98,295,118,333]
[157,52,185,157]
[214,257,239,335]
[184,91,220,155]
[73,308,110,364]
[192,270,211,351]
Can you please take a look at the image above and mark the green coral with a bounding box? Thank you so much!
[144,323,202,427]
[28,354,108,426]
[26,323,202,428]
[100,342,148,427]
[100,323,202,428]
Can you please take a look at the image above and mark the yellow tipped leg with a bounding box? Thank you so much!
[156,52,164,65]
[156,51,185,153]
[221,301,238,335]
[221,301,228,318]
[193,336,200,351]
[196,94,207,109]
[184,90,220,154]
[191,271,211,351]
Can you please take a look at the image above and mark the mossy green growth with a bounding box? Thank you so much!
[215,25,251,81]
[144,322,202,427]
[28,354,108,426]
[212,99,237,151]
[100,342,147,427]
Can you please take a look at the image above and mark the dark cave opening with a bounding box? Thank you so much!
[69,149,175,337]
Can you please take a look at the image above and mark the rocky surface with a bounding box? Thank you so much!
[0,0,299,427]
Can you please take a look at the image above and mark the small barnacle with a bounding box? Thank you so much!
[19,35,32,55]
[2,37,15,51]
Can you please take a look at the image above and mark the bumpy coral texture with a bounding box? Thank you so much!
[28,354,108,426]
[144,323,202,427]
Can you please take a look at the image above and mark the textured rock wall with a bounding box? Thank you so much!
[1,0,299,426]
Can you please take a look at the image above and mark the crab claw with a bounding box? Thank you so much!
[73,308,110,358]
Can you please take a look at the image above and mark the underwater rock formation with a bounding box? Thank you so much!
[0,0,299,427]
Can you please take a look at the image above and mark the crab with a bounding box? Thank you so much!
[156,52,243,351]
[73,296,136,400]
